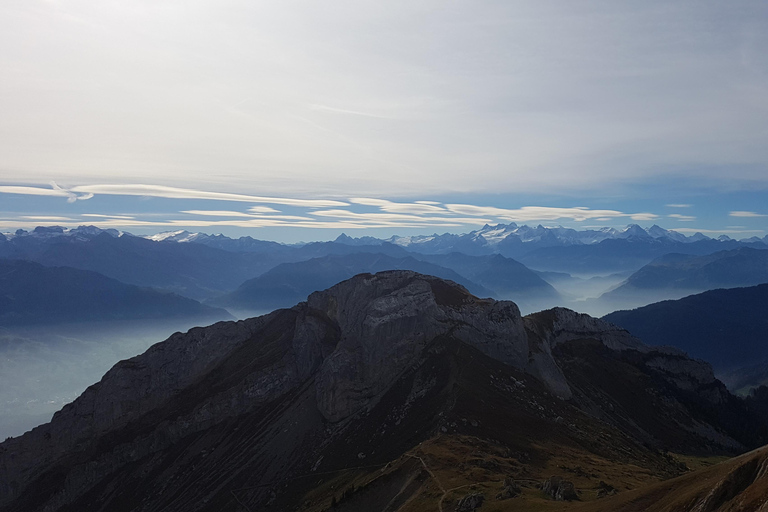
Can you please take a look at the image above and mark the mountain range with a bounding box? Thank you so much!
[210,252,495,313]
[2,271,766,511]
[0,259,230,326]
[211,251,559,314]
[592,247,768,313]
[604,283,768,386]
[0,228,275,300]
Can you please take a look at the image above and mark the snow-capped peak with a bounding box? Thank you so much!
[145,230,200,243]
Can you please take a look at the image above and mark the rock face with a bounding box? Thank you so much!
[0,271,762,512]
[541,475,578,501]
[308,272,540,420]
[455,492,484,511]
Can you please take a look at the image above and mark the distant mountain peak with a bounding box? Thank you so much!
[5,225,120,240]
[145,230,199,242]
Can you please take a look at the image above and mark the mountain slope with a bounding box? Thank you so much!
[593,247,768,312]
[0,259,231,325]
[1,230,278,300]
[603,284,768,375]
[569,444,768,512]
[1,271,763,512]
[415,252,560,310]
[210,252,494,312]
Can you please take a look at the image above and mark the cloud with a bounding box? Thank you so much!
[20,216,74,221]
[1,179,676,238]
[51,182,94,202]
[6,183,345,208]
[349,198,449,214]
[666,204,692,208]
[730,211,767,218]
[443,204,657,223]
[181,210,313,221]
[82,214,136,219]
[630,213,660,221]
[0,184,92,203]
[248,206,281,214]
[668,214,696,221]
[67,184,349,208]
[0,216,468,232]
[310,208,490,225]
[181,210,260,218]
[3,2,768,199]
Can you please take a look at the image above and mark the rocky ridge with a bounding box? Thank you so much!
[0,271,760,511]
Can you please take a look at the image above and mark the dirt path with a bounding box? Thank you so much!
[406,453,447,511]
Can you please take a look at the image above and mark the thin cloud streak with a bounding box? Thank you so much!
[20,216,74,221]
[0,218,467,231]
[70,184,349,208]
[349,198,449,214]
[82,214,136,219]
[668,214,696,221]
[444,204,659,223]
[0,185,75,200]
[181,210,264,218]
[730,211,767,218]
[1,183,691,234]
[0,183,349,208]
[310,209,491,225]
[181,210,314,221]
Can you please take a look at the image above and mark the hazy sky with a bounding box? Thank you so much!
[1,0,767,241]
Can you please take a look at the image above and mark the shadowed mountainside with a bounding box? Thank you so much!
[595,247,768,311]
[0,271,765,512]
[603,284,768,376]
[209,253,496,312]
[0,259,231,325]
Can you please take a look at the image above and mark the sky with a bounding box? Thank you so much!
[1,0,767,242]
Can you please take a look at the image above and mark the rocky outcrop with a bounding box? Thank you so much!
[645,354,717,391]
[495,478,521,500]
[309,272,535,420]
[455,492,484,511]
[526,307,649,352]
[541,475,578,500]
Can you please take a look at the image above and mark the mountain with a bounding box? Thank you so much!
[143,223,768,270]
[0,259,231,325]
[209,252,494,312]
[573,443,768,511]
[147,230,292,254]
[339,224,768,275]
[603,284,768,379]
[1,271,764,512]
[1,228,279,300]
[596,246,768,311]
[415,252,560,311]
[5,225,766,290]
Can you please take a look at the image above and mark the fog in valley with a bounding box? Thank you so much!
[0,317,247,440]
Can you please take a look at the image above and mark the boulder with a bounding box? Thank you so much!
[541,475,578,501]
[456,492,484,511]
